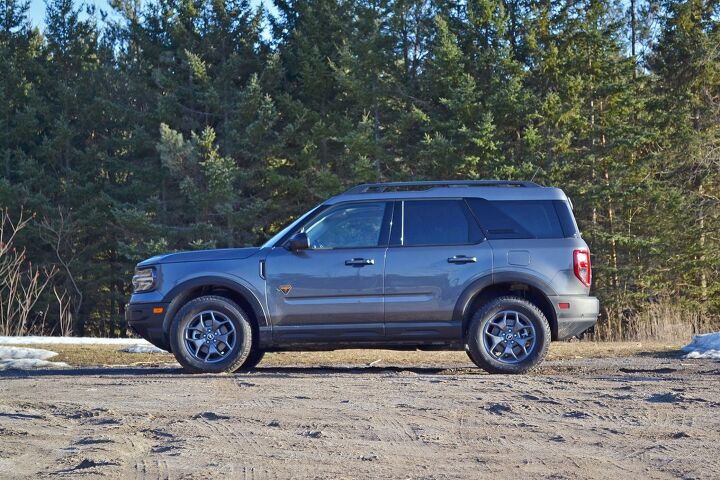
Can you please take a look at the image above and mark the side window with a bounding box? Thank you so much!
[553,200,580,237]
[402,200,482,246]
[466,199,565,239]
[303,202,388,249]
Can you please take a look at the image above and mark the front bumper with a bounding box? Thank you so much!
[548,295,599,340]
[125,302,170,351]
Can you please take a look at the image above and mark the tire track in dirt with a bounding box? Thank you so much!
[2,357,720,479]
[183,377,283,480]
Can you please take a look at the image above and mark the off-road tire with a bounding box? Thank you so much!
[235,348,265,371]
[169,295,253,374]
[466,296,551,374]
[465,348,479,365]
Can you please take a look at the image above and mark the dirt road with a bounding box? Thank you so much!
[1,354,718,479]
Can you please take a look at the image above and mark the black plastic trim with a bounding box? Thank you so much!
[126,302,170,351]
[452,272,558,325]
[161,276,269,334]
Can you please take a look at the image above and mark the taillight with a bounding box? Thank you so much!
[573,249,591,287]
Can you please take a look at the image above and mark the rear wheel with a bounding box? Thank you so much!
[169,295,253,374]
[466,296,551,374]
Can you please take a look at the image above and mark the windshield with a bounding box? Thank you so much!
[260,204,326,249]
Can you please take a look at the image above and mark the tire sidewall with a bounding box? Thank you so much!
[235,348,265,371]
[468,297,550,374]
[169,296,253,373]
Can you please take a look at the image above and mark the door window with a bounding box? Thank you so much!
[401,200,483,246]
[303,202,389,249]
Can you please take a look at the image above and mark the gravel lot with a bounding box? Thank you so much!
[1,353,718,479]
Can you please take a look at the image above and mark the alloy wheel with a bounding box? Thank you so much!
[184,310,237,363]
[482,310,536,364]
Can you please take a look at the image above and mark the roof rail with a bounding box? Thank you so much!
[343,180,540,195]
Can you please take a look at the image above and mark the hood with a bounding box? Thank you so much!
[137,247,260,267]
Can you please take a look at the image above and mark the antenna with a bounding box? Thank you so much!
[530,167,541,183]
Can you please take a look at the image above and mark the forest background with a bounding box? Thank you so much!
[1,0,718,340]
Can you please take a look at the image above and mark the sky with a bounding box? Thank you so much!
[27,0,271,27]
[29,0,47,24]
[29,0,120,26]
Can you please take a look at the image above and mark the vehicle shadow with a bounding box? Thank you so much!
[0,364,479,379]
[250,365,481,377]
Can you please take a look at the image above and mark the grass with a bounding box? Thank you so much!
[5,340,686,368]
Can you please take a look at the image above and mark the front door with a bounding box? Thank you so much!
[265,201,393,343]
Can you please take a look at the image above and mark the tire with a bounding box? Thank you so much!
[235,348,265,371]
[466,296,551,374]
[465,348,479,365]
[169,295,253,374]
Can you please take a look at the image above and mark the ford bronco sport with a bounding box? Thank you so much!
[127,180,599,374]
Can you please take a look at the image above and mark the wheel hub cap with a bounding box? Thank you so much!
[483,310,537,364]
[184,310,237,363]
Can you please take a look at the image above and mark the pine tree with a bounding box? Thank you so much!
[647,0,720,309]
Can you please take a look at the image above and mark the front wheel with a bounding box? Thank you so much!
[466,296,551,374]
[169,295,254,374]
[235,348,265,371]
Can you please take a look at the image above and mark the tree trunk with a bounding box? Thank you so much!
[630,0,637,79]
[698,183,707,302]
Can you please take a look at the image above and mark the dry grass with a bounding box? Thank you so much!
[5,341,686,368]
[592,302,719,342]
[4,344,176,366]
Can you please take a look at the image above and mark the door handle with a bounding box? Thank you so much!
[345,258,375,266]
[447,255,477,264]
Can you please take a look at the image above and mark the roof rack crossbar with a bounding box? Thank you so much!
[344,180,540,195]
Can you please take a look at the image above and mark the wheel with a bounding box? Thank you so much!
[169,295,253,373]
[465,348,478,365]
[235,348,265,371]
[466,296,551,374]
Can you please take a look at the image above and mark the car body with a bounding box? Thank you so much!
[126,180,599,373]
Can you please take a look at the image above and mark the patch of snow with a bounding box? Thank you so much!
[120,344,167,354]
[681,332,720,359]
[0,346,68,370]
[0,336,152,346]
[0,358,69,370]
[0,346,58,360]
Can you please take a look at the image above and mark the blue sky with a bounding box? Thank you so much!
[27,0,270,27]
[29,0,122,26]
[29,0,47,24]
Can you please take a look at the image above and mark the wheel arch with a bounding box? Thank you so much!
[454,273,559,341]
[161,276,268,341]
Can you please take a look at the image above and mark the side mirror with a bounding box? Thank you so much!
[286,232,310,251]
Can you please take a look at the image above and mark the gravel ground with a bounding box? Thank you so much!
[0,354,718,479]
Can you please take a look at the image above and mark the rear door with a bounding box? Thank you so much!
[265,201,393,343]
[383,199,493,341]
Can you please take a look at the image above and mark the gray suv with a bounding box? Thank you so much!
[127,180,599,374]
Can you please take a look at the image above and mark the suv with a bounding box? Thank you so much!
[127,180,598,374]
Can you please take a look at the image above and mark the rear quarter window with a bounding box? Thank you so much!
[466,199,576,239]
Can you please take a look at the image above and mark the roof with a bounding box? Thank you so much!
[326,180,568,204]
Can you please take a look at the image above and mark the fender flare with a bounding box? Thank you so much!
[161,275,269,334]
[452,271,557,326]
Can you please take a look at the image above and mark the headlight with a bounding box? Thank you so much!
[132,267,157,293]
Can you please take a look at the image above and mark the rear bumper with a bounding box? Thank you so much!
[125,302,170,351]
[548,295,599,340]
